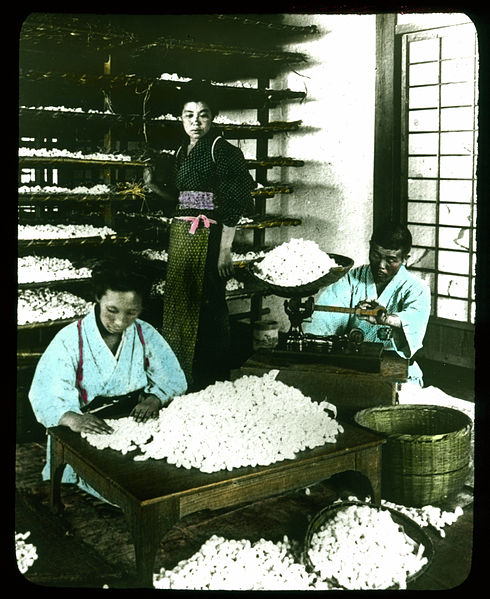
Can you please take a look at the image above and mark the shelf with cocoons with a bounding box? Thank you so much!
[18,13,314,357]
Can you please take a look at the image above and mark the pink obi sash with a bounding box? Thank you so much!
[175,214,217,234]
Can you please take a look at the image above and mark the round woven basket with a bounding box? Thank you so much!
[354,404,472,507]
[302,500,434,590]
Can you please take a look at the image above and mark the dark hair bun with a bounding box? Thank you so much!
[180,79,219,118]
[91,253,153,301]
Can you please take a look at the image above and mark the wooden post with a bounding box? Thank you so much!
[251,77,270,323]
[103,54,113,226]
[373,14,402,228]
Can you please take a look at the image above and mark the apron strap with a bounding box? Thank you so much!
[76,318,88,405]
[135,321,150,370]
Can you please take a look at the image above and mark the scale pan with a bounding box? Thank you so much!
[247,253,354,298]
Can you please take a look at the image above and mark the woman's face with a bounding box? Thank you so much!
[96,289,143,335]
[181,101,213,143]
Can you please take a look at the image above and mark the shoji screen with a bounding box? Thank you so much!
[400,21,478,324]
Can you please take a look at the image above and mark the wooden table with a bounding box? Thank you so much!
[238,350,410,421]
[48,422,385,587]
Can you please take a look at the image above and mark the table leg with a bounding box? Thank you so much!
[49,434,66,514]
[125,498,179,588]
[355,446,383,505]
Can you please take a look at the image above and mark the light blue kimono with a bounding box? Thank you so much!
[29,307,188,490]
[303,264,431,385]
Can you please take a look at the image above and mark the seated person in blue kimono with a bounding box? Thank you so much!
[304,222,431,386]
[29,256,187,501]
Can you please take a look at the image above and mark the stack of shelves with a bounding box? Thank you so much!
[18,12,317,367]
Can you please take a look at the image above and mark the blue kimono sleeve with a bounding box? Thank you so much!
[28,324,82,429]
[139,321,187,405]
[392,280,431,358]
[303,275,355,336]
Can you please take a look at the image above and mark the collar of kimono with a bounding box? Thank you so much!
[84,308,148,364]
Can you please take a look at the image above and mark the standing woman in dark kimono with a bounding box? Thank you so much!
[144,83,255,391]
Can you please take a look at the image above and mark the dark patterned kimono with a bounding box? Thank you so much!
[162,129,255,390]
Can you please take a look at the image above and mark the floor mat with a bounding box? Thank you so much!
[14,490,130,588]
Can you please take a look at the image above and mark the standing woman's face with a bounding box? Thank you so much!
[96,289,143,335]
[181,101,213,144]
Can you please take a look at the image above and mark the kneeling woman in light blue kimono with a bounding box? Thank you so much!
[29,257,187,503]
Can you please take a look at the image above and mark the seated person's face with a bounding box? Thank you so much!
[369,244,406,285]
[97,289,143,335]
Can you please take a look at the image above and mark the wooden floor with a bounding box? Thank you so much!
[14,351,480,590]
[14,436,478,591]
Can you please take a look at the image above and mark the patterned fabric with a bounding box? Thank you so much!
[178,190,215,211]
[162,219,210,381]
[162,129,251,388]
[174,130,255,226]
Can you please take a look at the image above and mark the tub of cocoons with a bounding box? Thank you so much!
[302,500,434,590]
[248,238,354,298]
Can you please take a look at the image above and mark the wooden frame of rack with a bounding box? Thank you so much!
[18,13,315,354]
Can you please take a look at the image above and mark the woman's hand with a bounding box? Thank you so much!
[218,225,236,278]
[59,411,114,435]
[218,247,234,278]
[143,166,175,206]
[143,166,154,186]
[130,394,162,422]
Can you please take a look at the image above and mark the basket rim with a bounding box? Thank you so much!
[302,499,434,590]
[354,404,472,441]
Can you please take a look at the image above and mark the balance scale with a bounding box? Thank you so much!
[247,253,388,373]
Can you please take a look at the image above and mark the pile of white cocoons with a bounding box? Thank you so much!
[81,371,343,472]
[153,534,330,590]
[15,531,38,574]
[225,277,245,291]
[18,184,111,195]
[18,147,132,161]
[18,256,92,283]
[381,499,464,538]
[307,504,428,590]
[18,223,116,240]
[18,289,92,325]
[252,238,339,287]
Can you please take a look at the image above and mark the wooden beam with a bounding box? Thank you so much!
[374,14,402,229]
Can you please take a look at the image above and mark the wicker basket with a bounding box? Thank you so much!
[354,404,472,507]
[302,500,434,589]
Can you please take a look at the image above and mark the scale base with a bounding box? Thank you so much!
[264,341,384,373]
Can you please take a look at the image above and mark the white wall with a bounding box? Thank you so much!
[236,14,377,331]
